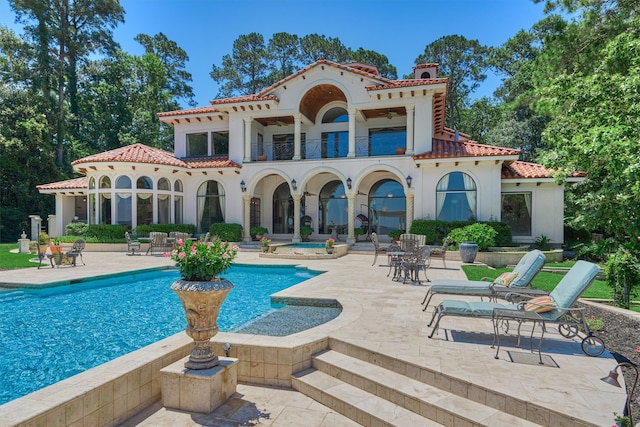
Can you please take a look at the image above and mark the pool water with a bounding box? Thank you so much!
[0,265,320,405]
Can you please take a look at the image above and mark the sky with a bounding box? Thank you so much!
[0,0,548,108]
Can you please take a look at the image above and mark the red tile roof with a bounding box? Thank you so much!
[37,176,88,191]
[501,161,587,179]
[71,143,240,169]
[157,105,221,117]
[414,139,521,160]
[365,78,448,91]
[209,94,279,105]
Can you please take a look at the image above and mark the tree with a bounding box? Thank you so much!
[134,32,195,107]
[210,32,270,97]
[298,33,349,64]
[266,32,300,84]
[457,97,500,145]
[415,35,490,130]
[348,48,397,79]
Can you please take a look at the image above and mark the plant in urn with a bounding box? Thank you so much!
[166,237,238,369]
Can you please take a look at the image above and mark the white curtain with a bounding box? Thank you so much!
[197,183,207,230]
[524,193,531,216]
[462,174,476,218]
[436,174,449,217]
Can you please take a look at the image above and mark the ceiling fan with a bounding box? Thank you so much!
[386,110,399,120]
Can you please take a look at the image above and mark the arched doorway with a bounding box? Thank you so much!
[197,180,225,233]
[272,183,294,234]
[369,179,406,235]
[318,180,347,234]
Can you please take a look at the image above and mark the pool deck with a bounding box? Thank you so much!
[0,250,630,426]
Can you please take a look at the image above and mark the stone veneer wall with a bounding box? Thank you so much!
[0,332,329,427]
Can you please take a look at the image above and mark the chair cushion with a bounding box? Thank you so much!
[440,300,512,316]
[493,272,519,286]
[524,296,557,313]
[429,280,494,296]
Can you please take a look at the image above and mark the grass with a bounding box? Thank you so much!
[0,243,38,269]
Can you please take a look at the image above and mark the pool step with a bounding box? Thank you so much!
[293,345,542,426]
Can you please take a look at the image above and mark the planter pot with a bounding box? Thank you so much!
[459,242,479,263]
[257,155,267,161]
[326,248,333,254]
[395,147,406,155]
[171,278,234,370]
[255,234,263,241]
[262,246,269,253]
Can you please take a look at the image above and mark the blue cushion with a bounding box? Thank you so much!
[509,250,546,288]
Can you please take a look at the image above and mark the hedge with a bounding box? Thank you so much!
[210,223,243,242]
[409,219,513,246]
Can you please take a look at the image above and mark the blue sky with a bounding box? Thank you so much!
[1,0,547,107]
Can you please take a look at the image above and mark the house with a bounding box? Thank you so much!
[37,60,585,244]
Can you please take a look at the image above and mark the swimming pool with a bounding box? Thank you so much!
[0,265,320,405]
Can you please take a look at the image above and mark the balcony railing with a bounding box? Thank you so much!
[250,134,406,161]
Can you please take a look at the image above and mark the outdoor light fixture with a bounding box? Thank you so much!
[240,180,246,192]
[346,177,352,190]
[406,175,412,188]
[601,361,638,426]
[223,342,232,357]
[291,179,297,191]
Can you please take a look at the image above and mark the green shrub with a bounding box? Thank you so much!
[300,226,313,237]
[354,228,364,236]
[134,224,196,237]
[388,229,404,240]
[210,223,243,242]
[65,222,89,236]
[250,226,268,236]
[449,223,497,251]
[39,231,49,244]
[410,219,512,246]
[83,224,129,241]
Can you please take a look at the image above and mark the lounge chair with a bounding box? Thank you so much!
[427,260,605,357]
[125,232,141,255]
[371,232,389,266]
[421,249,547,310]
[428,236,451,268]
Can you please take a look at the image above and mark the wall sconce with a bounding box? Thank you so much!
[406,175,412,188]
[601,361,638,426]
[291,179,297,191]
[240,180,246,192]
[346,177,352,190]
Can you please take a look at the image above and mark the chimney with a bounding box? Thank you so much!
[413,63,439,79]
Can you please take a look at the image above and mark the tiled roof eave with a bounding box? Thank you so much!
[414,154,520,163]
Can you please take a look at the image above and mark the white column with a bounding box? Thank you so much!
[29,215,42,241]
[406,105,415,156]
[292,194,302,242]
[348,108,356,158]
[243,117,252,162]
[242,194,252,242]
[293,113,302,160]
[405,192,414,233]
[346,194,355,244]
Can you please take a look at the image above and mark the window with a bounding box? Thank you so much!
[369,127,406,156]
[186,132,208,157]
[321,132,348,158]
[115,176,131,189]
[116,193,132,226]
[250,197,261,230]
[318,181,347,234]
[137,176,153,190]
[436,172,477,221]
[369,180,406,235]
[322,107,348,123]
[137,193,152,225]
[99,176,111,188]
[212,131,229,155]
[158,178,170,191]
[272,183,294,233]
[197,181,225,233]
[502,193,532,236]
[272,134,305,160]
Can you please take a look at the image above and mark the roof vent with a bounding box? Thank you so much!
[413,63,439,79]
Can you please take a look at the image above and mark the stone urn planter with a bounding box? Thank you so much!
[459,242,479,263]
[171,279,234,369]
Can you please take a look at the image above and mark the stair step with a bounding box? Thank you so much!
[293,368,442,426]
[309,350,540,427]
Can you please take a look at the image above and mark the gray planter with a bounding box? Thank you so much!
[459,242,479,263]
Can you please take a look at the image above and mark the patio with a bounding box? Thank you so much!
[0,250,629,426]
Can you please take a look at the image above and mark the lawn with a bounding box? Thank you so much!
[0,244,38,269]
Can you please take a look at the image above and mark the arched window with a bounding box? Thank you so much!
[89,177,95,189]
[98,176,112,224]
[99,176,111,188]
[369,180,406,235]
[174,180,183,192]
[320,107,348,159]
[272,183,294,234]
[137,176,153,189]
[197,181,225,233]
[158,178,170,191]
[436,172,477,221]
[318,180,347,234]
[115,176,131,189]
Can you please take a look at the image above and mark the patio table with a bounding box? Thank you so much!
[492,307,545,364]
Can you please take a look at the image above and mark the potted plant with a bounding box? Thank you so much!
[325,237,335,254]
[257,154,267,161]
[260,236,271,253]
[166,238,239,369]
[354,227,364,241]
[250,226,268,241]
[388,229,404,242]
[449,223,497,263]
[300,226,313,242]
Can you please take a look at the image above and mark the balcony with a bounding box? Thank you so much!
[250,133,407,162]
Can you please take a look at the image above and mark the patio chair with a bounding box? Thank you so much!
[36,240,54,269]
[399,233,425,251]
[125,232,141,255]
[202,231,211,243]
[146,232,170,255]
[421,249,547,310]
[427,260,605,357]
[371,232,389,266]
[65,239,85,266]
[428,236,452,268]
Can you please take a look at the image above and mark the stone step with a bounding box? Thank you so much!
[292,368,442,426]
[305,349,541,427]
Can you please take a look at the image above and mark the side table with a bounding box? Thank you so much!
[492,308,546,364]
